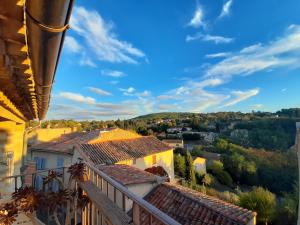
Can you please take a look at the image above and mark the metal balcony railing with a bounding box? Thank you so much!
[81,162,180,225]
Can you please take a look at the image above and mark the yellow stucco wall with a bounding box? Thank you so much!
[0,121,25,195]
[27,128,74,145]
[117,149,175,180]
[89,128,140,144]
[193,157,206,174]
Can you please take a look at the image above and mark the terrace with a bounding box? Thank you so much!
[0,162,180,225]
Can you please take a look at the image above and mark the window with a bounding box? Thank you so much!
[34,157,47,170]
[57,157,64,168]
[152,155,157,165]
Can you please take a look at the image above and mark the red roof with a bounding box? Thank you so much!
[142,183,256,225]
[97,164,159,185]
[30,130,100,154]
[80,136,171,165]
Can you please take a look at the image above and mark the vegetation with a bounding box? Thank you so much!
[0,162,89,225]
[239,187,276,225]
[185,151,196,185]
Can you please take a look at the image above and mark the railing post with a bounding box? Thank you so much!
[62,167,65,186]
[122,193,126,211]
[132,202,141,225]
[14,177,17,191]
[106,181,109,197]
[113,187,116,203]
[91,203,95,225]
[100,177,103,192]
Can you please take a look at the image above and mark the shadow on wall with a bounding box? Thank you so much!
[0,128,18,198]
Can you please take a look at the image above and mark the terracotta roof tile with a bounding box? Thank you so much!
[142,183,256,225]
[80,136,171,165]
[97,164,159,185]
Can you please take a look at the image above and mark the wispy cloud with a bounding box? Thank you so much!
[251,104,263,110]
[88,87,112,96]
[222,88,260,107]
[64,36,82,53]
[158,104,178,111]
[186,33,234,44]
[188,3,205,28]
[58,92,96,104]
[205,52,231,58]
[79,54,97,68]
[281,88,287,93]
[119,87,136,95]
[205,25,300,79]
[70,6,146,64]
[219,0,234,18]
[101,69,126,78]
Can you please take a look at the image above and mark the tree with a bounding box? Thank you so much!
[185,151,196,185]
[174,154,185,177]
[239,187,276,225]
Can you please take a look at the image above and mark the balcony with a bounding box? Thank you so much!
[0,162,180,225]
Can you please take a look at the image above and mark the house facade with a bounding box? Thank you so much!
[193,157,206,174]
[78,129,175,180]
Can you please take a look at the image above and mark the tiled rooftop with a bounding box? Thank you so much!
[97,164,159,185]
[80,136,171,165]
[30,130,101,154]
[142,183,256,225]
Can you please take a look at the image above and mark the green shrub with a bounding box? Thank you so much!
[239,187,276,225]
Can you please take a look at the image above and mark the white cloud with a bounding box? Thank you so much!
[186,33,234,44]
[101,69,126,78]
[205,25,300,79]
[188,4,205,28]
[251,104,263,110]
[110,80,119,85]
[70,6,146,64]
[119,87,136,95]
[205,52,231,58]
[222,88,260,107]
[138,90,151,97]
[58,92,96,104]
[157,95,179,100]
[158,104,178,111]
[79,56,97,68]
[219,0,234,18]
[281,88,287,93]
[88,87,112,96]
[64,36,81,53]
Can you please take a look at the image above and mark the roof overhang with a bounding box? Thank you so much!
[0,0,74,121]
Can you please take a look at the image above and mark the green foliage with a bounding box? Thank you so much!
[239,187,276,225]
[185,151,196,185]
[273,183,298,225]
[276,108,300,118]
[208,160,224,172]
[190,146,204,156]
[234,119,296,150]
[201,173,213,186]
[182,132,202,140]
[208,161,233,187]
[214,138,297,195]
[174,154,186,177]
[222,153,257,183]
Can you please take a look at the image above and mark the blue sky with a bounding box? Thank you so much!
[47,0,300,120]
